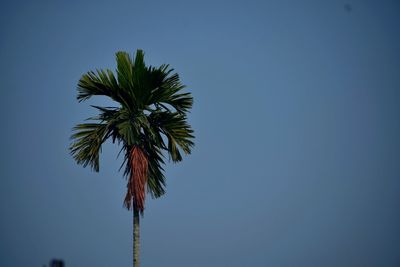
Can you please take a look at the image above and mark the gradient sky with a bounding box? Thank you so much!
[1,1,400,266]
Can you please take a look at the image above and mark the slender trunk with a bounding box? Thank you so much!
[133,209,140,267]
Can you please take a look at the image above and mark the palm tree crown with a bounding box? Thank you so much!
[70,50,194,213]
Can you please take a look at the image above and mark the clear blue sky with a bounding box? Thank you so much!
[1,1,400,266]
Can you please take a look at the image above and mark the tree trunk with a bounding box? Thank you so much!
[133,209,140,267]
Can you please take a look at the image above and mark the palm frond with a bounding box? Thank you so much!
[115,51,134,93]
[77,68,134,110]
[70,123,109,172]
[116,50,150,109]
[149,110,194,162]
[148,69,193,114]
[145,142,166,198]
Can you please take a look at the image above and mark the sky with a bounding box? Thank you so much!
[1,0,400,266]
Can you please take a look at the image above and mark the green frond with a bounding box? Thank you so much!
[148,70,193,114]
[146,144,166,198]
[149,111,194,162]
[116,50,150,109]
[70,123,109,172]
[164,92,193,114]
[89,105,119,121]
[77,69,115,101]
[115,51,134,92]
[117,120,139,146]
[134,50,145,70]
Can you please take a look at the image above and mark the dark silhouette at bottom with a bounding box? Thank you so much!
[50,259,64,267]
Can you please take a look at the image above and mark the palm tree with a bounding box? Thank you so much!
[69,50,194,267]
